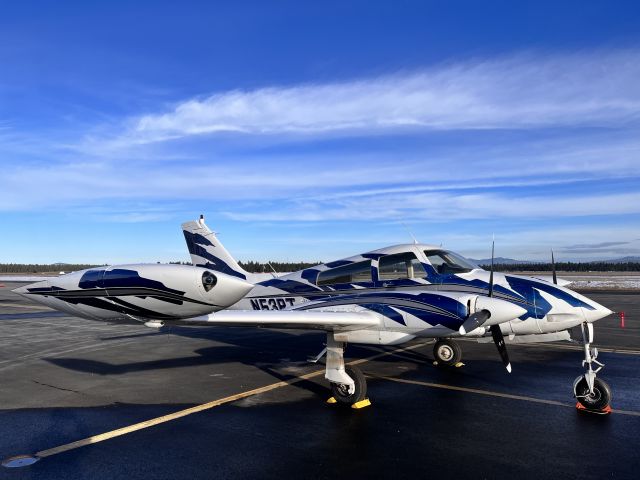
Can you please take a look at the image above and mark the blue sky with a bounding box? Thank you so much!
[1,0,640,264]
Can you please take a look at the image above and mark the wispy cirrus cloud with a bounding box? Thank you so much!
[2,138,640,213]
[560,240,640,256]
[82,49,640,150]
[223,191,640,222]
[564,241,630,250]
[1,48,638,264]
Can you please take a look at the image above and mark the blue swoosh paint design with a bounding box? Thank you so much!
[362,253,385,260]
[79,269,185,296]
[324,260,354,268]
[361,303,406,325]
[300,269,320,283]
[393,306,463,330]
[261,278,324,294]
[258,265,592,322]
[183,230,246,279]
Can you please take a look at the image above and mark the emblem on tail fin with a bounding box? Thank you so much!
[181,215,248,280]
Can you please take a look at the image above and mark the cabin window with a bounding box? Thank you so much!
[424,250,478,274]
[316,260,372,286]
[378,252,426,280]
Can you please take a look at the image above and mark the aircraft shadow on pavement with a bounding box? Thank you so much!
[43,324,637,408]
[44,327,358,400]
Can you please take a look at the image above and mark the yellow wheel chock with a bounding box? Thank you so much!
[326,397,372,409]
[351,398,371,409]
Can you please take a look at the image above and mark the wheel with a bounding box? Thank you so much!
[433,339,462,366]
[575,377,612,410]
[330,366,367,405]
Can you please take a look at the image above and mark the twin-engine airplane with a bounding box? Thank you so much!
[14,216,613,411]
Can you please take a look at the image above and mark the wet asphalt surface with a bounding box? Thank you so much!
[0,283,638,479]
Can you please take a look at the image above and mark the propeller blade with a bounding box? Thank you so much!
[459,310,490,335]
[488,238,495,298]
[551,249,557,285]
[490,324,512,373]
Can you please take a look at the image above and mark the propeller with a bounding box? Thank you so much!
[459,238,495,335]
[551,249,558,285]
[487,237,512,373]
[490,324,512,373]
[459,309,490,335]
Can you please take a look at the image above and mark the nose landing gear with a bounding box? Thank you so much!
[574,322,612,412]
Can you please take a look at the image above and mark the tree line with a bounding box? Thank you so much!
[0,263,101,274]
[0,261,321,274]
[238,261,322,273]
[2,260,638,275]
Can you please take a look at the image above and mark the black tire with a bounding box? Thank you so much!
[330,366,367,405]
[575,377,612,410]
[433,340,462,366]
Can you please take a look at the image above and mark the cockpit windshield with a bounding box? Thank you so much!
[424,250,479,274]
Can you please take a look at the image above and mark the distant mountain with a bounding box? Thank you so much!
[470,256,640,265]
[469,257,535,265]
[607,256,640,263]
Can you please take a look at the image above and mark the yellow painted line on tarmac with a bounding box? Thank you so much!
[371,375,640,417]
[9,341,430,463]
[35,376,311,459]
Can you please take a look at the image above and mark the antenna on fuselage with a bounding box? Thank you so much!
[489,236,495,298]
[401,222,419,245]
[266,262,278,279]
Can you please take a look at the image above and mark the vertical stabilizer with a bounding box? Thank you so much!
[181,215,249,280]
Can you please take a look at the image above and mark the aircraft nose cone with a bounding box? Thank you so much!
[12,280,49,303]
[12,285,29,296]
[475,296,527,325]
[582,304,613,323]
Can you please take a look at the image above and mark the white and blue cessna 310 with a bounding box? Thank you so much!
[15,216,613,411]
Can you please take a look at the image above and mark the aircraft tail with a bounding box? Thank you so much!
[181,215,249,280]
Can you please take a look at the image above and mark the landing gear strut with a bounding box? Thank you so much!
[573,322,612,411]
[433,339,462,366]
[325,333,367,405]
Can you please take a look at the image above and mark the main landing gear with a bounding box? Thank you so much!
[324,333,368,406]
[433,339,463,366]
[573,322,612,412]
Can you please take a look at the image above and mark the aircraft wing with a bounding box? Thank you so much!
[178,309,382,331]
